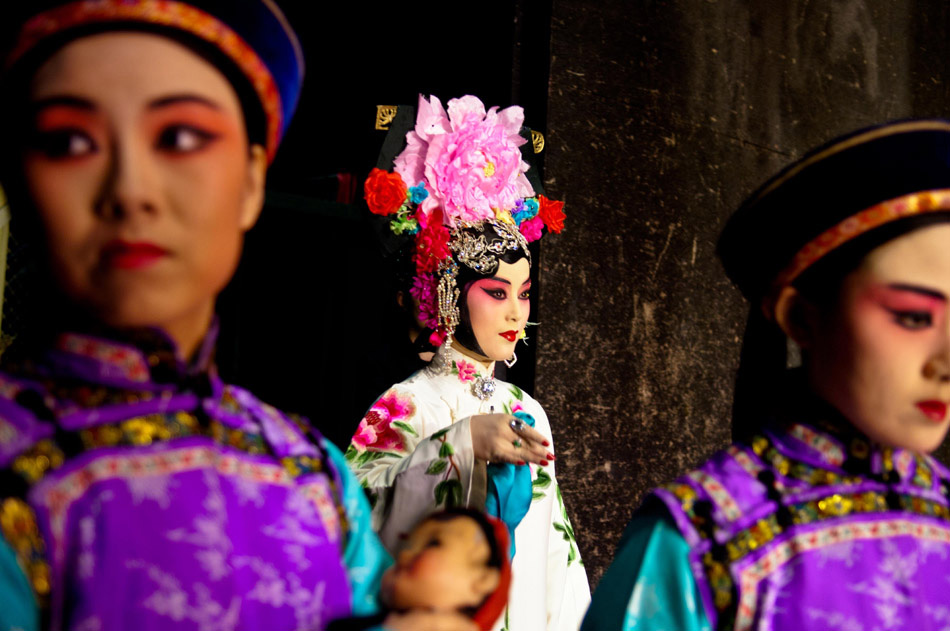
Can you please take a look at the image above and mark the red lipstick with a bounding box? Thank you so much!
[916,400,947,423]
[101,240,167,269]
[500,331,518,342]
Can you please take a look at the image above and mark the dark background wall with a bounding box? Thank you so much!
[539,0,950,586]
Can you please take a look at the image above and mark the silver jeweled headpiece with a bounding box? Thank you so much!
[450,218,531,275]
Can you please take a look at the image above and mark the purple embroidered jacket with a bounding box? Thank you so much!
[653,413,950,631]
[0,326,355,630]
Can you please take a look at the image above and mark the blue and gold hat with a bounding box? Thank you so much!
[719,119,950,313]
[3,0,304,163]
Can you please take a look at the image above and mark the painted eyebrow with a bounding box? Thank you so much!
[30,95,95,112]
[886,283,946,302]
[148,94,222,110]
[484,278,532,286]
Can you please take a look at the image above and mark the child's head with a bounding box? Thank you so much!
[382,508,510,629]
[0,1,302,356]
[719,120,950,452]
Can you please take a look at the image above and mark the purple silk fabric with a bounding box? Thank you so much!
[654,420,950,631]
[0,327,352,630]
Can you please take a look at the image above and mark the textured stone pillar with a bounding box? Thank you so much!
[539,0,950,585]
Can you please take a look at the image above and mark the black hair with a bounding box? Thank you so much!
[421,507,504,618]
[452,222,530,357]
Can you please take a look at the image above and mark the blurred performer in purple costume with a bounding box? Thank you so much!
[0,3,479,630]
[584,120,950,631]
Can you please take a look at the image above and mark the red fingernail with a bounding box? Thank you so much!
[518,461,526,466]
[543,440,550,446]
[541,459,549,466]
[547,453,556,460]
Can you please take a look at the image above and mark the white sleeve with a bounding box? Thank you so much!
[344,386,479,552]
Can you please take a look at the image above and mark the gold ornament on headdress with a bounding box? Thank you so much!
[375,105,398,130]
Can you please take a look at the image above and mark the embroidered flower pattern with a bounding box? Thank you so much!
[455,360,476,383]
[352,391,416,453]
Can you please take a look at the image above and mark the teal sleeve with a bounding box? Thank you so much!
[0,534,38,631]
[581,512,710,631]
[324,440,394,617]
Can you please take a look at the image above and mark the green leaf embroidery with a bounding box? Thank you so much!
[533,468,552,489]
[392,421,418,436]
[429,428,450,441]
[439,441,455,458]
[344,445,358,462]
[352,450,403,468]
[557,484,570,520]
[435,480,448,505]
[435,479,463,508]
[553,483,581,566]
[509,385,524,401]
[425,460,449,475]
[532,491,546,501]
[447,480,463,507]
[502,401,512,415]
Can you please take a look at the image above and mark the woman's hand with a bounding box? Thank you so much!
[383,610,479,631]
[470,414,554,465]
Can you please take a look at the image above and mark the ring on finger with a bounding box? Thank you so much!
[512,438,523,448]
[509,418,526,432]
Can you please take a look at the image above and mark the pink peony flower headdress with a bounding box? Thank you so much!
[364,94,566,348]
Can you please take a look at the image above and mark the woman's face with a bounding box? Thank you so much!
[458,257,531,363]
[805,223,950,452]
[23,32,266,356]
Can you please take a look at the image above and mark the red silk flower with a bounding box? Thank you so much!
[538,195,565,233]
[364,168,408,216]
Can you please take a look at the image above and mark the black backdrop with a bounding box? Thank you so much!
[215,1,554,447]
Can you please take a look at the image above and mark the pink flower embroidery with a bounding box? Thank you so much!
[456,360,477,382]
[352,391,415,453]
[394,95,534,225]
[511,402,525,414]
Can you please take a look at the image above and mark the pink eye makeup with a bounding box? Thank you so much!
[863,284,946,330]
[473,279,511,301]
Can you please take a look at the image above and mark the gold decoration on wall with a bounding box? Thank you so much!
[531,130,545,154]
[375,105,398,130]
